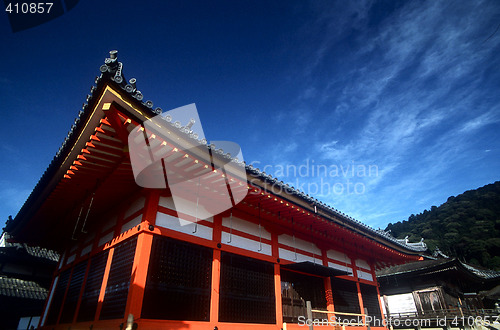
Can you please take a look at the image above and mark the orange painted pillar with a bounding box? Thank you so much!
[119,189,158,321]
[124,232,153,321]
[350,254,366,325]
[272,233,283,327]
[321,249,335,315]
[356,282,366,325]
[375,284,386,324]
[210,215,222,326]
[210,249,221,325]
[142,189,160,225]
[368,261,386,324]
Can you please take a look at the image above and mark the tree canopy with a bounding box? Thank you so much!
[385,181,500,270]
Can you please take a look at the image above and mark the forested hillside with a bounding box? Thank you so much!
[385,181,500,270]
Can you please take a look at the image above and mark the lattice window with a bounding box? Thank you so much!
[331,277,361,319]
[77,250,109,322]
[219,252,276,324]
[45,268,71,325]
[141,235,213,321]
[99,236,137,320]
[360,283,382,325]
[59,260,87,323]
[281,270,327,323]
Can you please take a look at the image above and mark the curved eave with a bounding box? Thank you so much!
[7,77,158,239]
[245,170,427,256]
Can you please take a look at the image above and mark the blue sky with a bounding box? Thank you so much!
[1,0,499,231]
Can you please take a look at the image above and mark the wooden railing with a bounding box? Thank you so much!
[385,308,500,328]
[283,301,500,330]
[283,301,370,330]
[386,308,499,319]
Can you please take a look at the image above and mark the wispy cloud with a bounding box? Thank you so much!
[259,0,500,228]
[460,111,499,133]
[0,185,31,218]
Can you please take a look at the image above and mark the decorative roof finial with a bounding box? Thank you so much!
[109,50,118,59]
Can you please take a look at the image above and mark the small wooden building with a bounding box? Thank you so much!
[377,257,500,321]
[7,51,427,330]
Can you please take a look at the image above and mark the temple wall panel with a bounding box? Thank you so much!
[328,261,354,276]
[98,231,114,247]
[221,231,273,256]
[156,211,213,241]
[327,249,351,264]
[123,196,145,218]
[278,234,322,256]
[120,214,142,233]
[355,258,371,271]
[356,269,374,281]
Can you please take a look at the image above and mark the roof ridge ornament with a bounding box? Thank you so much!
[100,50,125,84]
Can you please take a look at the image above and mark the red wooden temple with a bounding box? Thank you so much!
[6,51,427,330]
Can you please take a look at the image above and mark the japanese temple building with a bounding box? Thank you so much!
[377,257,500,322]
[6,51,428,330]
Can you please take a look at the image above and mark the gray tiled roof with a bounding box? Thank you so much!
[0,276,48,300]
[376,258,500,280]
[1,233,59,263]
[461,262,500,280]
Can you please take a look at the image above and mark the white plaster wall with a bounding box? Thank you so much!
[121,215,142,233]
[357,270,373,281]
[327,249,351,264]
[80,244,92,256]
[222,216,271,240]
[328,262,354,276]
[124,196,146,218]
[355,258,371,270]
[158,196,175,210]
[98,231,113,246]
[278,234,321,255]
[66,254,75,264]
[279,248,321,263]
[222,231,272,256]
[156,212,213,241]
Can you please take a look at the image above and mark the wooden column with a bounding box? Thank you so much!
[121,190,159,320]
[142,189,160,225]
[210,214,222,325]
[350,254,366,324]
[272,232,283,327]
[123,232,153,321]
[210,250,221,325]
[322,249,335,314]
[375,284,386,323]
